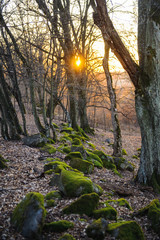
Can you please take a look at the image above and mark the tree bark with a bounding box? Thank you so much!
[103,42,122,157]
[92,0,160,191]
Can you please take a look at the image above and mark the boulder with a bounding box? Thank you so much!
[23,133,49,147]
[11,192,46,239]
[58,169,103,197]
[45,190,62,200]
[107,221,144,240]
[63,193,99,216]
[86,218,109,240]
[44,161,72,173]
[106,198,133,210]
[113,157,134,172]
[86,151,103,168]
[136,199,160,236]
[93,150,115,169]
[41,143,56,154]
[92,206,117,220]
[69,158,94,174]
[44,220,74,233]
[58,233,76,240]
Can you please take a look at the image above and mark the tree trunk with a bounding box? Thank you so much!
[103,42,122,157]
[92,0,160,191]
[135,0,160,191]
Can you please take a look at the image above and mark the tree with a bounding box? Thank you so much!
[91,0,160,191]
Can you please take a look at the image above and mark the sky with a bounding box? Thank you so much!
[93,0,138,71]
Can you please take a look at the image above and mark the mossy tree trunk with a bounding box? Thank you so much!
[135,0,160,191]
[92,0,160,191]
[103,42,122,157]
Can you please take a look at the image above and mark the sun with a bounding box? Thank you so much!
[75,57,81,67]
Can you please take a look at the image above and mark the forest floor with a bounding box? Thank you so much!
[0,118,160,240]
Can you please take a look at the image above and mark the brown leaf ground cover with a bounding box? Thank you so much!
[0,120,160,240]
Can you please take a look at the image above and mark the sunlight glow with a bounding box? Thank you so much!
[75,57,81,67]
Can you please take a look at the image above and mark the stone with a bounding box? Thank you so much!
[113,157,134,172]
[23,133,49,147]
[93,206,117,220]
[58,233,76,240]
[86,218,109,240]
[69,158,94,174]
[58,169,103,197]
[63,193,99,216]
[107,221,144,240]
[44,220,74,232]
[41,143,56,154]
[11,192,46,239]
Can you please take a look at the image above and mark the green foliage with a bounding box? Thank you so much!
[44,220,74,233]
[63,193,99,216]
[107,221,144,240]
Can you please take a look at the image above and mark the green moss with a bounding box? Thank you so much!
[52,123,59,129]
[132,155,139,159]
[44,161,72,173]
[87,142,96,150]
[62,146,71,153]
[11,192,46,233]
[86,218,108,240]
[72,138,82,145]
[44,220,74,233]
[113,157,134,172]
[58,233,76,240]
[122,149,127,155]
[65,152,83,160]
[93,151,116,169]
[60,170,93,197]
[63,193,99,216]
[41,144,56,154]
[69,158,94,174]
[45,191,62,200]
[107,221,144,240]
[106,198,133,210]
[93,206,117,220]
[45,199,55,208]
[86,151,103,168]
[150,172,160,193]
[0,154,8,169]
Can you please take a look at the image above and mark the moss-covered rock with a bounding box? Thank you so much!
[11,192,46,239]
[44,220,74,233]
[106,198,133,210]
[93,151,116,169]
[45,199,55,208]
[22,133,51,147]
[69,158,94,174]
[65,152,83,160]
[86,151,103,168]
[58,233,76,240]
[52,123,59,129]
[136,199,160,235]
[60,127,74,134]
[113,157,134,172]
[72,138,82,145]
[44,161,72,173]
[45,190,62,200]
[71,145,87,158]
[41,143,56,154]
[59,170,103,197]
[107,221,144,240]
[122,149,128,155]
[93,206,117,220]
[86,218,109,240]
[0,154,8,169]
[87,142,96,150]
[63,193,99,216]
